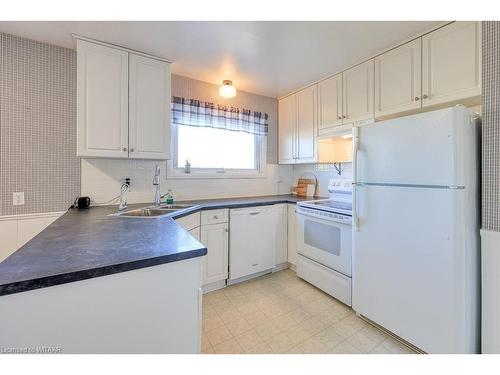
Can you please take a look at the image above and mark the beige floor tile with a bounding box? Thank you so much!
[346,325,387,353]
[226,317,252,337]
[245,341,274,354]
[254,321,282,341]
[235,329,265,351]
[328,340,363,354]
[300,316,329,336]
[203,269,397,355]
[329,315,367,340]
[244,310,269,328]
[206,325,233,346]
[218,307,244,324]
[296,336,330,354]
[213,338,244,354]
[203,314,225,333]
[266,331,296,353]
[272,312,299,331]
[284,324,314,346]
[313,327,345,349]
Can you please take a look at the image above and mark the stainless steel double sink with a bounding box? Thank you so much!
[110,204,197,218]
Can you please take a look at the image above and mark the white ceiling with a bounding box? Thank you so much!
[0,21,442,98]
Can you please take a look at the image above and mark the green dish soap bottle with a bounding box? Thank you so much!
[165,189,174,208]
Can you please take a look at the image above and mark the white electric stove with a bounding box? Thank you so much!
[296,179,353,306]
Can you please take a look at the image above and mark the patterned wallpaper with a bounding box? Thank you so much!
[482,22,500,232]
[0,33,80,215]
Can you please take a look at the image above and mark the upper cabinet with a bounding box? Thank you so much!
[318,73,343,134]
[421,21,481,108]
[77,38,171,159]
[296,85,317,163]
[278,86,317,164]
[278,94,297,164]
[128,54,171,159]
[77,40,129,158]
[375,39,422,117]
[342,60,374,123]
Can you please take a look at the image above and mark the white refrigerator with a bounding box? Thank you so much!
[352,106,481,354]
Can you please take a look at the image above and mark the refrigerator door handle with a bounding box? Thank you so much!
[352,127,360,231]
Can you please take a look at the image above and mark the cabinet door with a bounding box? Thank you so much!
[129,54,171,160]
[422,21,481,107]
[287,204,298,266]
[375,39,422,117]
[278,95,297,164]
[342,59,374,123]
[275,204,288,265]
[200,223,228,285]
[77,40,129,158]
[296,85,317,163]
[318,74,343,134]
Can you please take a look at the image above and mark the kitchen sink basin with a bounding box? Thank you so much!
[111,204,198,218]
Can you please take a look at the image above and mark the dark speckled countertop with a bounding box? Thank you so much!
[0,194,322,296]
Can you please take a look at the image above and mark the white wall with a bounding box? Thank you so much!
[81,158,294,205]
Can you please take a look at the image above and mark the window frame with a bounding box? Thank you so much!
[167,122,267,179]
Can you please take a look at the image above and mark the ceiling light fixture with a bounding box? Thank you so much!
[219,80,237,98]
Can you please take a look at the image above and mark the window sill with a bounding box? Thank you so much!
[167,171,267,180]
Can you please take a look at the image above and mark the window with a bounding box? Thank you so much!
[169,96,268,178]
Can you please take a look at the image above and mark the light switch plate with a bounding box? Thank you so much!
[13,192,25,206]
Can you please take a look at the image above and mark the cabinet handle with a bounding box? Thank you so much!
[213,215,219,219]
[415,96,420,101]
[338,116,342,120]
[423,94,428,99]
[122,147,127,152]
[342,115,347,119]
[224,228,228,233]
[130,148,135,152]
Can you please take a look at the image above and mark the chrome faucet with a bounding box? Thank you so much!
[153,165,161,208]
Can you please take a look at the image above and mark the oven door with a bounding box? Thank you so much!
[296,211,352,277]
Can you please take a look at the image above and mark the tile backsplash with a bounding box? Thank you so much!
[81,158,293,205]
[482,22,500,232]
[0,33,80,215]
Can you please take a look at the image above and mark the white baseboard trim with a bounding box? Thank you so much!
[480,228,500,353]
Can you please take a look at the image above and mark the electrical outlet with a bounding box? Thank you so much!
[13,192,25,206]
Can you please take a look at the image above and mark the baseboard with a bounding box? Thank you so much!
[202,280,226,294]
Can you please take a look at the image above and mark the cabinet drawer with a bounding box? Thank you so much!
[175,212,201,231]
[201,209,229,225]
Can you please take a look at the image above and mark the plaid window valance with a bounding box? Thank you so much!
[171,96,268,136]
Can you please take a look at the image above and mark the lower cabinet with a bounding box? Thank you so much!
[275,204,288,265]
[200,222,229,285]
[287,204,298,266]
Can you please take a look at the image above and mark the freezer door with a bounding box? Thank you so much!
[352,184,479,353]
[356,106,478,187]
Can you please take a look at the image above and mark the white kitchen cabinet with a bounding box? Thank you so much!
[77,40,129,158]
[77,38,171,159]
[422,21,481,108]
[375,39,422,117]
[318,73,343,135]
[287,204,298,266]
[296,85,317,163]
[200,222,228,285]
[128,54,171,159]
[278,94,297,164]
[275,204,288,265]
[278,86,317,164]
[342,59,374,123]
[229,206,278,280]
